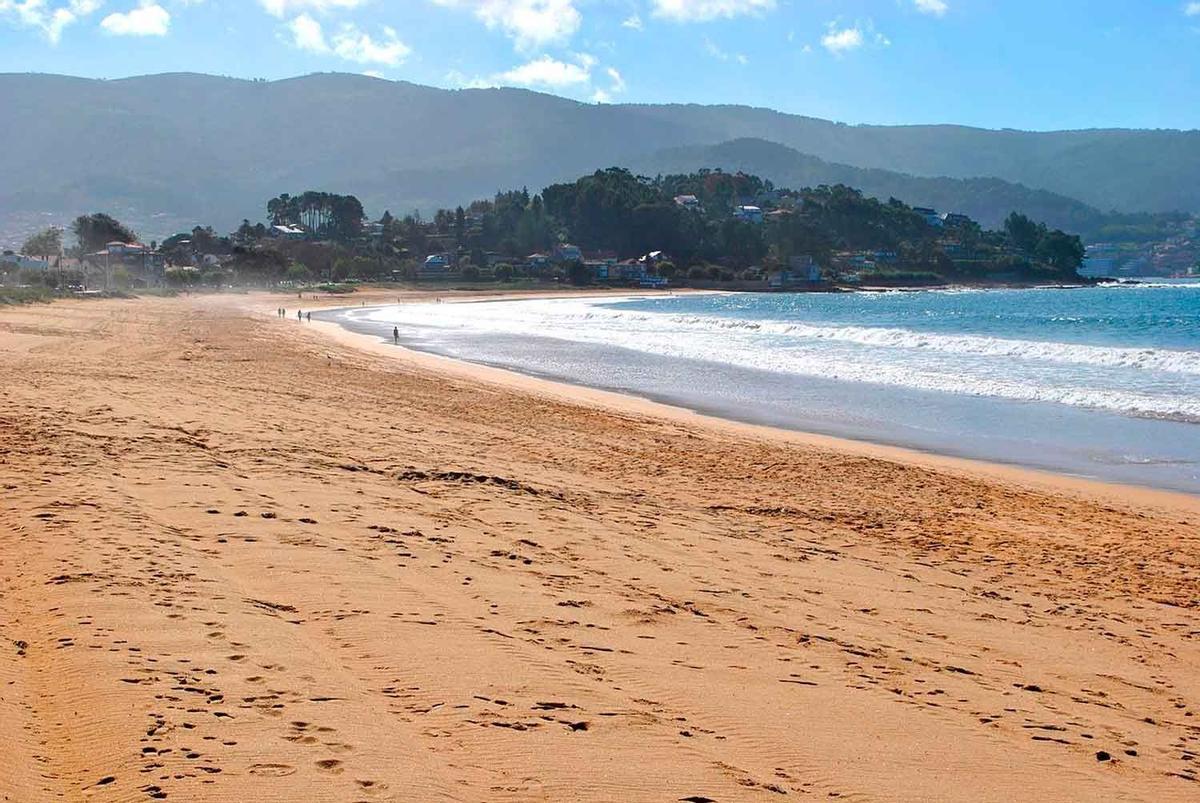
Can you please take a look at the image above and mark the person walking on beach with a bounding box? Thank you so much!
[297,309,302,320]
[393,326,399,344]
[306,311,311,322]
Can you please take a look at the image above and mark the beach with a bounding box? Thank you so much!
[3,290,1200,802]
[327,285,1200,493]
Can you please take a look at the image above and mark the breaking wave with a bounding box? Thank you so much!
[360,291,1200,423]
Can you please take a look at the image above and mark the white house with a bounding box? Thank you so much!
[734,205,764,224]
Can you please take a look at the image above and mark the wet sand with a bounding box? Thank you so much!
[2,291,1199,802]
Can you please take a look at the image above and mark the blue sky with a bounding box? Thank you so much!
[2,0,1199,130]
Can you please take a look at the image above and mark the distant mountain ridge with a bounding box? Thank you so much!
[1,72,1197,243]
[633,138,1121,236]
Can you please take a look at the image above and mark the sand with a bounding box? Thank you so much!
[1,291,1199,802]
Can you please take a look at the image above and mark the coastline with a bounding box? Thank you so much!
[306,293,1200,512]
[4,292,1200,802]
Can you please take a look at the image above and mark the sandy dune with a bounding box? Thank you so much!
[2,293,1199,802]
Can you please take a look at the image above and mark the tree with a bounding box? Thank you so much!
[1004,212,1043,254]
[228,246,288,284]
[454,206,466,244]
[72,213,136,253]
[164,266,200,286]
[1036,229,1085,274]
[543,168,657,254]
[235,219,266,244]
[23,228,62,263]
[160,233,196,267]
[190,226,225,255]
[285,263,312,283]
[332,257,353,281]
[329,194,365,241]
[566,260,591,286]
[717,219,768,268]
[268,193,298,226]
[268,191,363,241]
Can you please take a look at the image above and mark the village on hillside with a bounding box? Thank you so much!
[4,167,1166,297]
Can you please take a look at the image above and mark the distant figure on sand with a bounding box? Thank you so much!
[297,310,302,320]
[306,312,311,321]
[393,326,399,344]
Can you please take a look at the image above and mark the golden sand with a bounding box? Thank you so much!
[2,292,1198,802]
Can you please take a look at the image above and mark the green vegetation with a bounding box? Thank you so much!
[8,166,1089,293]
[22,228,62,265]
[638,138,1192,243]
[72,213,137,254]
[0,286,55,305]
[3,72,1199,251]
[267,192,365,241]
[528,168,1082,282]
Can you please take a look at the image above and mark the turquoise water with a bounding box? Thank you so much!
[331,280,1200,492]
[600,282,1200,423]
[616,282,1200,351]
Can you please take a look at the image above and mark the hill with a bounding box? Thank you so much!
[633,138,1124,239]
[1,72,1198,244]
[623,104,1200,215]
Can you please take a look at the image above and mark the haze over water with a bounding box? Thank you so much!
[336,281,1200,493]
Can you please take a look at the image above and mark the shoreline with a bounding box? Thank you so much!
[301,294,1200,515]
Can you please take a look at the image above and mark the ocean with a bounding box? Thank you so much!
[325,281,1200,493]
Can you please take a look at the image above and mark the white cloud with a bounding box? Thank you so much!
[286,11,327,51]
[592,65,627,101]
[431,0,581,50]
[445,69,498,89]
[259,0,366,18]
[1186,2,1200,16]
[332,24,409,65]
[821,23,862,54]
[100,1,169,36]
[651,0,775,23]
[450,52,622,102]
[621,12,641,30]
[0,0,103,43]
[703,36,745,63]
[914,0,948,17]
[496,54,591,87]
[606,66,625,92]
[285,14,410,65]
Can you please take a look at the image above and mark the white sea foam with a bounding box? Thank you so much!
[653,315,1200,375]
[359,295,1200,423]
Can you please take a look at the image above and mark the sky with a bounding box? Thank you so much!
[1,0,1199,131]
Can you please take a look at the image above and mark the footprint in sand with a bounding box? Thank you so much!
[248,763,296,777]
[353,778,391,797]
[315,759,344,774]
